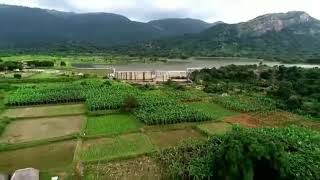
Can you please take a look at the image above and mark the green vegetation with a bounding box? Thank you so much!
[212,95,277,112]
[158,126,320,179]
[80,133,155,162]
[0,140,76,173]
[84,114,142,136]
[188,102,239,120]
[196,122,232,135]
[192,65,320,118]
[135,104,210,125]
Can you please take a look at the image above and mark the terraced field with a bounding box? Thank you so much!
[0,79,317,179]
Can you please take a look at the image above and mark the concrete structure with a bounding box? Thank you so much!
[112,70,193,82]
[11,168,39,180]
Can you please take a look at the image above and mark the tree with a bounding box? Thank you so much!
[121,96,139,112]
[286,95,302,110]
[13,74,22,79]
[60,61,66,66]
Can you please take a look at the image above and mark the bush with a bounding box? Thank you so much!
[158,126,320,180]
[60,61,66,66]
[121,96,139,112]
[13,74,22,79]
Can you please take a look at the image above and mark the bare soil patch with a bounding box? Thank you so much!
[0,140,76,173]
[84,156,162,180]
[253,111,320,131]
[0,115,85,143]
[2,104,85,118]
[225,114,260,128]
[146,128,205,149]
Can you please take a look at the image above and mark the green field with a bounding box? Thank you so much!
[188,102,239,120]
[0,140,76,173]
[196,122,232,135]
[84,114,143,136]
[80,133,155,162]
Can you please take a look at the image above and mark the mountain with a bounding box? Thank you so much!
[113,11,320,61]
[0,4,212,48]
[148,18,212,36]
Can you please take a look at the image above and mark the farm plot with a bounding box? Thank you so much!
[0,115,85,143]
[80,133,155,162]
[84,156,162,180]
[196,122,232,136]
[1,104,85,118]
[212,95,277,112]
[0,140,76,173]
[146,128,205,149]
[84,114,142,136]
[187,102,239,120]
[135,92,211,125]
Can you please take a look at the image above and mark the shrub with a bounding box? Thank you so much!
[158,126,320,180]
[121,96,139,112]
[60,61,66,66]
[13,74,22,79]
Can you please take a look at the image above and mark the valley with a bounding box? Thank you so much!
[0,3,319,180]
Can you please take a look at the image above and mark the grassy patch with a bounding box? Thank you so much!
[2,104,85,118]
[83,156,162,180]
[0,115,84,143]
[188,102,239,120]
[84,114,143,136]
[212,95,277,112]
[196,122,232,136]
[80,133,155,162]
[146,128,205,149]
[0,140,76,173]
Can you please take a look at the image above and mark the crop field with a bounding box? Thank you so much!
[0,115,84,143]
[196,122,232,135]
[212,95,277,112]
[187,102,239,120]
[0,73,319,179]
[146,128,205,149]
[80,133,155,162]
[83,156,162,180]
[0,140,76,173]
[1,104,85,118]
[84,114,142,136]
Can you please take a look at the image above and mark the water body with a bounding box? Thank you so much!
[73,58,320,71]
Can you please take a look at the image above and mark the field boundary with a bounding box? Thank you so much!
[6,113,86,120]
[0,133,78,152]
[80,151,157,165]
[4,102,86,109]
[80,129,142,140]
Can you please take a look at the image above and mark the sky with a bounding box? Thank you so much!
[0,0,319,23]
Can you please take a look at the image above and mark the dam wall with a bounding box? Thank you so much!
[113,71,187,82]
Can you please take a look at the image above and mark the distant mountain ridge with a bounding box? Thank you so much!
[0,4,213,48]
[113,11,320,61]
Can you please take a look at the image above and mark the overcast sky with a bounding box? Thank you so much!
[0,0,319,23]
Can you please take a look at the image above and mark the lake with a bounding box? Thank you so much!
[72,57,320,71]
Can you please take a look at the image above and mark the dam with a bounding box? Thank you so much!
[110,68,201,82]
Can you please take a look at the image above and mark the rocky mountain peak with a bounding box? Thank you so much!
[239,11,317,35]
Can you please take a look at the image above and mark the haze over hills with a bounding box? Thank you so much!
[0,4,213,48]
[114,11,320,61]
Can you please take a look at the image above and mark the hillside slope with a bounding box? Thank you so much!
[113,11,320,61]
[0,5,212,48]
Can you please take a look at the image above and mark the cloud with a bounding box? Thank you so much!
[0,0,319,23]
